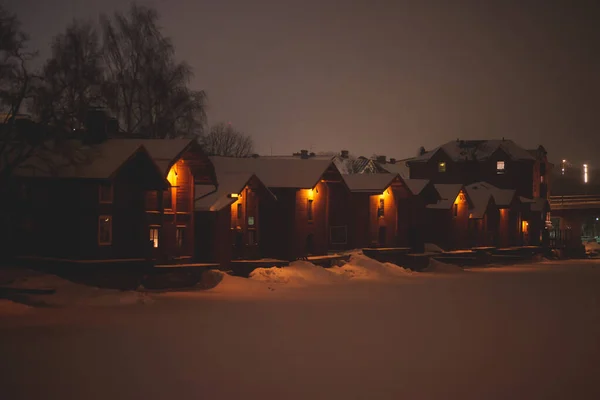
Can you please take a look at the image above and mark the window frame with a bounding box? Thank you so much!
[99,182,114,204]
[307,199,314,221]
[149,226,160,248]
[496,160,506,175]
[438,162,446,173]
[98,215,112,246]
[378,198,385,218]
[176,225,185,249]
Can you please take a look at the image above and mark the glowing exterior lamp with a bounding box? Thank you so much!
[167,166,178,186]
[561,159,566,175]
[583,164,588,183]
[228,193,239,199]
[308,188,315,200]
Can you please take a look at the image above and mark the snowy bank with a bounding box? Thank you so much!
[422,258,465,273]
[3,271,153,308]
[247,254,413,286]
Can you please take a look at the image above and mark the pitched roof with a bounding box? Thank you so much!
[194,172,273,212]
[14,139,150,179]
[427,184,464,209]
[109,138,197,176]
[404,179,430,195]
[467,181,516,207]
[380,161,410,179]
[465,183,495,218]
[410,139,536,163]
[342,173,398,192]
[208,156,337,189]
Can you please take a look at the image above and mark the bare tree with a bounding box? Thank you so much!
[33,20,104,133]
[101,4,206,138]
[0,5,43,183]
[202,122,254,157]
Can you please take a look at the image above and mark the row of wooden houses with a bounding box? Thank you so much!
[2,135,551,268]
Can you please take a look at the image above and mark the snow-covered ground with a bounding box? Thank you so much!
[2,257,600,399]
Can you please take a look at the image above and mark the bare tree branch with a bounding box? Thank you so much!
[202,122,254,157]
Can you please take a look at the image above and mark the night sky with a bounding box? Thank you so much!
[6,0,600,165]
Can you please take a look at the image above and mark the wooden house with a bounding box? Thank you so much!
[466,182,523,248]
[406,139,539,199]
[403,179,440,252]
[342,173,412,249]
[10,140,169,262]
[194,170,275,268]
[425,184,472,250]
[207,155,348,260]
[464,182,502,248]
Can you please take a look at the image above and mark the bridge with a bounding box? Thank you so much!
[549,194,600,211]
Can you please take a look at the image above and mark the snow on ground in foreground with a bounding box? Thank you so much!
[422,258,465,273]
[2,260,600,400]
[585,240,600,254]
[0,299,32,316]
[1,272,152,311]
[249,254,413,286]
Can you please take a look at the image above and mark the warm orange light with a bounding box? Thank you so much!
[522,220,529,232]
[229,193,239,199]
[167,167,177,186]
[308,188,314,200]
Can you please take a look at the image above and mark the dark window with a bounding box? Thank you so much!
[237,203,243,220]
[540,162,546,175]
[248,229,257,246]
[307,199,314,221]
[164,189,173,209]
[378,198,385,217]
[453,203,458,217]
[98,216,112,245]
[378,226,387,245]
[176,226,185,249]
[438,162,446,173]
[149,227,160,248]
[99,182,113,203]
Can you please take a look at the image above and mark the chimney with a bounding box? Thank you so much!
[376,155,386,164]
[300,149,309,159]
[389,158,396,164]
[340,150,349,159]
[83,108,109,145]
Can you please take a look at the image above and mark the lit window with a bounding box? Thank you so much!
[378,198,385,217]
[237,203,243,220]
[99,182,113,203]
[496,161,505,174]
[307,199,314,221]
[453,203,458,217]
[438,162,446,173]
[149,227,160,248]
[98,216,112,245]
[176,226,185,249]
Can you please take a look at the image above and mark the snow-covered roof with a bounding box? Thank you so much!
[410,139,536,163]
[208,156,337,189]
[465,183,495,218]
[117,138,198,176]
[467,181,516,208]
[380,162,410,179]
[404,179,429,195]
[14,139,155,179]
[343,173,398,192]
[195,172,272,212]
[427,184,464,209]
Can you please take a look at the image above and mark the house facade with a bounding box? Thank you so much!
[208,155,348,260]
[425,184,472,250]
[195,169,275,267]
[10,141,168,262]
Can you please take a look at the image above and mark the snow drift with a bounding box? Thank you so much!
[422,258,465,273]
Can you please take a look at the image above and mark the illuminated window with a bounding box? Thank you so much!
[307,199,314,221]
[237,203,242,220]
[149,227,160,248]
[176,226,185,249]
[438,162,446,172]
[99,182,113,203]
[496,161,505,174]
[98,216,112,245]
[378,198,385,217]
[453,203,458,218]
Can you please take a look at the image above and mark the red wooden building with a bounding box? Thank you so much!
[133,139,217,264]
[10,140,169,262]
[194,169,275,268]
[207,155,348,260]
[342,173,412,248]
[425,184,473,250]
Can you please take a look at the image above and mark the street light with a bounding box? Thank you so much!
[583,164,588,183]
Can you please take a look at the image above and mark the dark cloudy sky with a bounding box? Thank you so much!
[5,0,600,165]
